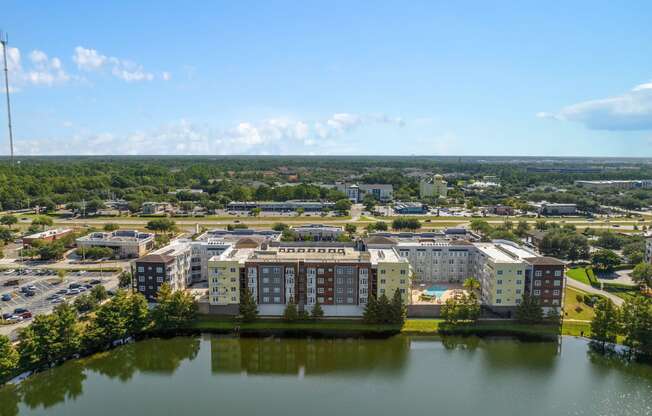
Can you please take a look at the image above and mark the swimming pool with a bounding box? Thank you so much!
[423,285,448,298]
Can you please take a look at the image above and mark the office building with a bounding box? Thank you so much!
[290,224,344,241]
[22,228,73,246]
[76,230,156,259]
[419,174,448,198]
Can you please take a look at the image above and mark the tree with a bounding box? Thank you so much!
[591,249,621,273]
[620,296,652,358]
[345,224,357,235]
[283,301,299,321]
[374,221,388,231]
[535,219,548,231]
[363,295,379,323]
[595,232,624,250]
[150,283,197,330]
[515,294,544,324]
[470,219,491,234]
[239,287,258,322]
[272,222,288,232]
[390,288,406,324]
[334,198,352,215]
[103,223,120,232]
[76,246,114,260]
[146,218,177,234]
[0,227,13,243]
[590,298,620,351]
[296,207,305,216]
[0,335,19,381]
[251,207,262,217]
[377,293,392,323]
[463,277,480,293]
[631,262,652,287]
[515,220,530,237]
[311,301,324,319]
[0,214,17,227]
[362,194,376,212]
[391,217,421,230]
[31,215,53,230]
[90,285,108,302]
[119,271,133,288]
[74,294,99,312]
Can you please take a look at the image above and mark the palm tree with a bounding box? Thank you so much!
[463,277,480,293]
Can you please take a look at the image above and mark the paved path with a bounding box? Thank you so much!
[566,277,624,307]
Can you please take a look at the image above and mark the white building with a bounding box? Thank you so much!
[419,174,448,198]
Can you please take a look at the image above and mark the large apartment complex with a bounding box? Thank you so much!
[134,240,192,300]
[366,236,565,311]
[208,241,411,317]
[419,174,448,198]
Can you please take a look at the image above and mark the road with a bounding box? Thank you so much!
[566,277,624,307]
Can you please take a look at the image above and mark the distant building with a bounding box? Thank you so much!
[290,224,344,241]
[394,202,427,214]
[419,174,447,198]
[22,228,73,247]
[142,202,173,215]
[76,230,156,258]
[324,183,394,202]
[536,202,577,216]
[134,240,192,301]
[487,205,514,216]
[526,167,602,174]
[574,180,652,190]
[226,200,335,212]
[645,234,652,264]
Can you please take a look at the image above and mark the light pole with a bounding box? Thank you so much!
[1,31,15,165]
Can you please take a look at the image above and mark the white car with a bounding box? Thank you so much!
[4,269,15,275]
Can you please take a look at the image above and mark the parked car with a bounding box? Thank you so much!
[6,315,23,323]
[25,290,36,297]
[51,298,65,304]
[1,293,11,301]
[46,294,60,301]
[3,269,15,275]
[20,285,37,293]
[2,312,12,320]
[89,279,102,285]
[13,308,28,315]
[69,283,81,289]
[67,289,81,295]
[3,279,19,287]
[19,311,32,319]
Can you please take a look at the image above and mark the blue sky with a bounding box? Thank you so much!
[2,1,652,156]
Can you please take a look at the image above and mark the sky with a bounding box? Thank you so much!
[1,0,652,157]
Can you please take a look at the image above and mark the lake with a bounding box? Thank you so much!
[1,335,651,416]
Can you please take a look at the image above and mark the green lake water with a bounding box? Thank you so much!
[1,335,651,416]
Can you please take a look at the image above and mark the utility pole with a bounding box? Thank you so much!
[0,31,14,166]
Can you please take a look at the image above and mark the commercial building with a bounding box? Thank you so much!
[536,202,577,216]
[208,241,411,317]
[574,180,652,190]
[226,200,335,213]
[290,224,344,241]
[76,230,156,259]
[394,202,427,214]
[645,233,652,264]
[134,240,192,301]
[323,183,394,202]
[142,202,173,215]
[419,174,448,198]
[486,204,514,216]
[22,228,73,246]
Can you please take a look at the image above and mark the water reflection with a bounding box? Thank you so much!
[210,335,411,377]
[0,337,200,416]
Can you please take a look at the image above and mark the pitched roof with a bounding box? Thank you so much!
[137,254,174,264]
[524,256,565,266]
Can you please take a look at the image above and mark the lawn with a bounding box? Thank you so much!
[566,267,598,286]
[563,286,596,321]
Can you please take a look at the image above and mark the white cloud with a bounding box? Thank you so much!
[0,45,69,89]
[14,112,405,155]
[73,46,161,82]
[161,71,171,81]
[538,81,652,130]
[72,46,107,70]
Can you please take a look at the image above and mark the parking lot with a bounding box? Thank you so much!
[0,268,121,339]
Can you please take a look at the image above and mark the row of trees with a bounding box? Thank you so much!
[363,289,406,324]
[0,283,197,383]
[591,296,652,359]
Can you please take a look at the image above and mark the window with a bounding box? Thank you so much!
[380,289,385,294]
[497,270,503,275]
[317,277,324,284]
[552,299,560,305]
[263,296,270,303]
[400,269,406,275]
[534,280,541,287]
[495,298,502,304]
[139,285,145,292]
[274,297,281,303]
[399,288,405,294]
[497,280,503,285]
[317,287,324,294]
[553,290,559,296]
[534,289,540,295]
[262,277,269,284]
[231,287,236,292]
[400,279,406,284]
[535,270,542,277]
[515,289,521,294]
[156,267,163,273]
[273,287,280,293]
[230,268,236,273]
[380,269,386,275]
[554,270,561,277]
[263,287,269,293]
[156,276,164,283]
[317,297,324,303]
[516,280,522,285]
[516,270,523,275]
[554,280,561,286]
[137,266,144,272]
[380,279,386,284]
[318,268,325,274]
[496,289,502,294]
[138,275,145,282]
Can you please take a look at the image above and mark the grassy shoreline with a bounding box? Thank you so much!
[188,315,589,339]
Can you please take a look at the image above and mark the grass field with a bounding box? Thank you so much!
[566,267,598,286]
[563,286,596,321]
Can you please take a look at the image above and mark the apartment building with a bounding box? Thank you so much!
[208,242,411,317]
[574,180,652,190]
[535,202,577,216]
[419,174,448,198]
[76,230,155,259]
[188,229,281,282]
[473,243,528,307]
[646,233,652,264]
[133,240,192,301]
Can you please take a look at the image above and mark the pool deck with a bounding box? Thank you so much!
[411,283,467,305]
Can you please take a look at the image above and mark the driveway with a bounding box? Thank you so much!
[566,277,624,307]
